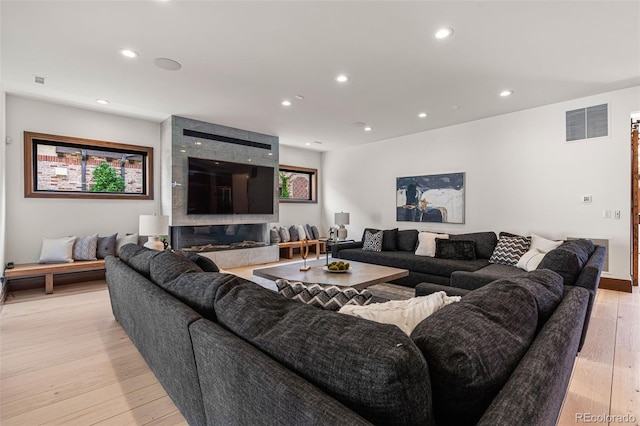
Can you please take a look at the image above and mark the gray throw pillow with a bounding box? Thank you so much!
[305,224,314,240]
[311,225,320,240]
[96,233,117,258]
[435,239,476,261]
[397,229,419,252]
[270,227,281,244]
[279,226,291,243]
[288,225,299,242]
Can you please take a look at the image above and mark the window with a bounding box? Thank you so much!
[278,165,317,203]
[24,131,153,199]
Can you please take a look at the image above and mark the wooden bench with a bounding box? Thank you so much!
[278,240,327,260]
[4,260,106,294]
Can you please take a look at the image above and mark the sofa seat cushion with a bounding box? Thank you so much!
[410,270,563,426]
[214,282,434,426]
[275,279,373,311]
[537,239,594,286]
[337,249,489,278]
[450,263,525,290]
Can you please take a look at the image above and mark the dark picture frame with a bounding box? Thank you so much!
[24,131,154,200]
[396,172,465,223]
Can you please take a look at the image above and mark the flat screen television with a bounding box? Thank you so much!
[187,157,274,215]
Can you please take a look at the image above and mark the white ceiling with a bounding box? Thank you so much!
[2,1,639,152]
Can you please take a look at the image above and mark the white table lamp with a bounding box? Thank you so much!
[139,214,169,251]
[335,212,350,240]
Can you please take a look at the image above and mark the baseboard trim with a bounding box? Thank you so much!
[599,277,633,293]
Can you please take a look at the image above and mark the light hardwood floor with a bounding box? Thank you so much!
[1,260,638,425]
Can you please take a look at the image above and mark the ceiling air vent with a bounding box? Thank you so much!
[566,103,608,142]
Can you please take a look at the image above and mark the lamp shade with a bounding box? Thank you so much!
[334,212,350,226]
[139,214,169,236]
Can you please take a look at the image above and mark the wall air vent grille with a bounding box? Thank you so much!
[566,103,608,142]
[183,129,272,151]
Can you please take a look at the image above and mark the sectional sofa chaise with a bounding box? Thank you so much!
[105,244,596,425]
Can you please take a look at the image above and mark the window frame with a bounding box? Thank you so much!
[278,164,317,204]
[24,131,154,200]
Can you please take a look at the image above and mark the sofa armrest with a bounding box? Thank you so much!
[190,318,373,426]
[477,286,589,426]
[415,283,471,298]
[331,240,364,257]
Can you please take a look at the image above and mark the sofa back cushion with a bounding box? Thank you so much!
[182,252,220,272]
[397,229,419,252]
[214,282,434,426]
[410,270,563,425]
[537,239,594,286]
[118,244,162,277]
[157,272,248,321]
[450,231,497,259]
[149,250,204,285]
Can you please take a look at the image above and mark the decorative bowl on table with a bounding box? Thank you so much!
[323,261,351,273]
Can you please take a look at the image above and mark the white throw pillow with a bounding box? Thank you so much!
[516,248,546,271]
[38,236,77,264]
[415,232,449,257]
[296,225,308,240]
[530,233,563,253]
[339,291,460,335]
[116,233,139,256]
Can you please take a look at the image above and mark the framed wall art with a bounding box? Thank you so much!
[396,172,465,223]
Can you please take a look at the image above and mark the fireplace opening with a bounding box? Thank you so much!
[170,224,268,252]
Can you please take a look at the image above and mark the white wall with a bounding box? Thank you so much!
[274,145,324,234]
[322,86,640,280]
[5,95,161,263]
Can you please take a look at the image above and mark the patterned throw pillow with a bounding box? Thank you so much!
[73,234,98,261]
[363,230,384,252]
[275,279,372,311]
[489,235,531,266]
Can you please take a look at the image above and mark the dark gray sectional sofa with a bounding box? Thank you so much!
[333,228,606,350]
[106,244,595,426]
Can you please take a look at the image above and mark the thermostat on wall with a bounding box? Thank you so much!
[582,195,592,203]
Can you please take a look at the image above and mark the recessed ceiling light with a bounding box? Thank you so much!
[96,99,109,105]
[435,27,454,39]
[281,100,292,106]
[364,126,372,132]
[154,57,182,71]
[500,90,514,97]
[418,112,428,118]
[305,142,311,146]
[120,49,139,58]
[295,95,305,100]
[336,74,349,83]
[451,105,460,110]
